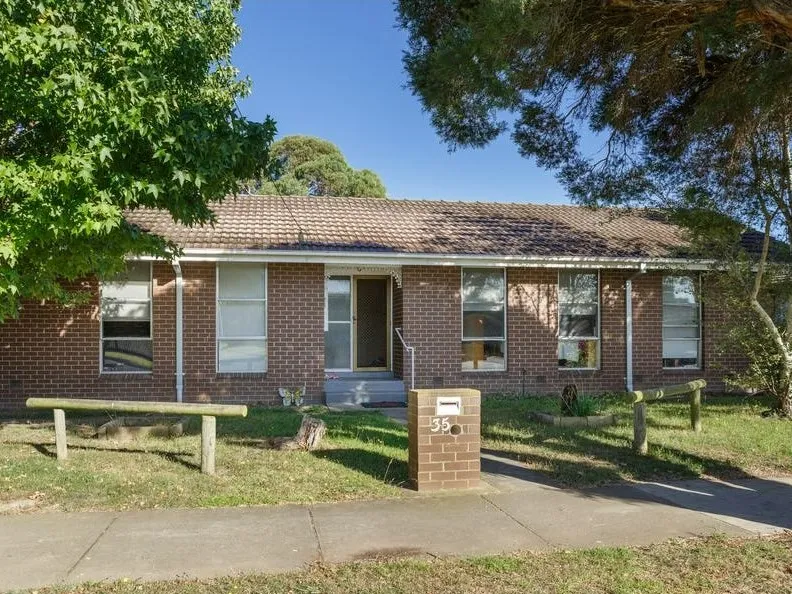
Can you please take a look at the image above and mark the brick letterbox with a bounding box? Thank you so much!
[407,388,481,491]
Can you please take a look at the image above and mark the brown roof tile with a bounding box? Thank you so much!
[124,195,690,259]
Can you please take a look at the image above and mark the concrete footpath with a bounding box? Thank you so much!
[2,465,792,592]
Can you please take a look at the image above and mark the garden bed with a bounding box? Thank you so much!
[529,411,618,428]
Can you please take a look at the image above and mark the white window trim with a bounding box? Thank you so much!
[662,275,702,370]
[324,274,354,372]
[99,261,153,375]
[558,269,601,371]
[461,267,507,373]
[215,263,268,374]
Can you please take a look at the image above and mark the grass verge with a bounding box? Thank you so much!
[24,534,792,594]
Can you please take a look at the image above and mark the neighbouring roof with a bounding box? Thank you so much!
[125,195,692,260]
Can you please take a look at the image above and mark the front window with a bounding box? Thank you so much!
[558,271,599,369]
[217,263,267,373]
[461,268,506,371]
[662,276,701,369]
[101,261,153,373]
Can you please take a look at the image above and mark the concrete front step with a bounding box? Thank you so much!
[324,378,406,405]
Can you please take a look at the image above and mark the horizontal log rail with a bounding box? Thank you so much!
[26,398,247,417]
[626,380,706,455]
[627,379,707,404]
[25,398,248,474]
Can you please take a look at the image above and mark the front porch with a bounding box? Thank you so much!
[324,371,406,406]
[324,267,406,405]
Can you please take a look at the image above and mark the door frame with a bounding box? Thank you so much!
[353,275,391,372]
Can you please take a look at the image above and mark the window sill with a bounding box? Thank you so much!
[558,367,600,372]
[100,371,153,376]
[662,367,702,372]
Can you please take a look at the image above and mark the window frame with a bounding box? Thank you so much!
[99,261,153,375]
[324,274,354,372]
[662,275,702,370]
[460,267,507,373]
[215,263,268,374]
[557,269,601,371]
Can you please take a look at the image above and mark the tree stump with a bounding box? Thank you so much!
[269,415,327,451]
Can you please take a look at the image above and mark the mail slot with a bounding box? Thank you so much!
[435,396,461,416]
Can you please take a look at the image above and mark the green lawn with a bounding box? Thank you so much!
[2,393,791,512]
[0,407,408,512]
[25,535,792,594]
[482,393,792,487]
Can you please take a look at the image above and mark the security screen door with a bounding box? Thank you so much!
[324,276,390,371]
[354,277,389,370]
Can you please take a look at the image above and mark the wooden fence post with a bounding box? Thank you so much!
[53,408,67,461]
[633,402,648,455]
[201,415,216,475]
[690,388,702,432]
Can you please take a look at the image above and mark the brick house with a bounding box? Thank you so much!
[0,195,743,411]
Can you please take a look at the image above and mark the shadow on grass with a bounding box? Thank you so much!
[482,418,756,486]
[217,407,409,449]
[312,448,408,487]
[22,441,199,471]
[481,421,792,531]
[643,420,689,431]
[328,423,408,449]
[479,448,562,489]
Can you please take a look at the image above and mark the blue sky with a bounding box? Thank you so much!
[233,1,569,203]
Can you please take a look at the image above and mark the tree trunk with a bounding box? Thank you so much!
[779,383,792,417]
[776,360,792,418]
[603,1,792,40]
[747,213,792,417]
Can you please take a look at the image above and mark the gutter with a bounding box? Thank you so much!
[625,263,647,392]
[173,260,184,403]
[139,249,713,271]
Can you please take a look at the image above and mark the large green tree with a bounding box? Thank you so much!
[398,0,792,415]
[243,135,387,197]
[0,0,275,321]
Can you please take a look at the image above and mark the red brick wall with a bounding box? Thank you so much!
[0,261,744,411]
[392,283,404,380]
[0,262,176,411]
[400,266,738,396]
[0,262,325,411]
[180,262,325,404]
[631,272,739,392]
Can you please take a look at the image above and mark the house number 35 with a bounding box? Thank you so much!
[430,417,451,433]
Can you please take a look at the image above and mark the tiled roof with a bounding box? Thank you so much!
[124,195,691,259]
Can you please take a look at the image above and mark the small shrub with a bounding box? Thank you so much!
[568,395,600,417]
[560,384,578,415]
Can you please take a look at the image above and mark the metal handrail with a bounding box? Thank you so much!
[394,327,415,391]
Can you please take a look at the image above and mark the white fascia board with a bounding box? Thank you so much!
[172,248,714,270]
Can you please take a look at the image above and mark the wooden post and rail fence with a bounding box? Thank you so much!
[626,379,705,455]
[25,398,248,475]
